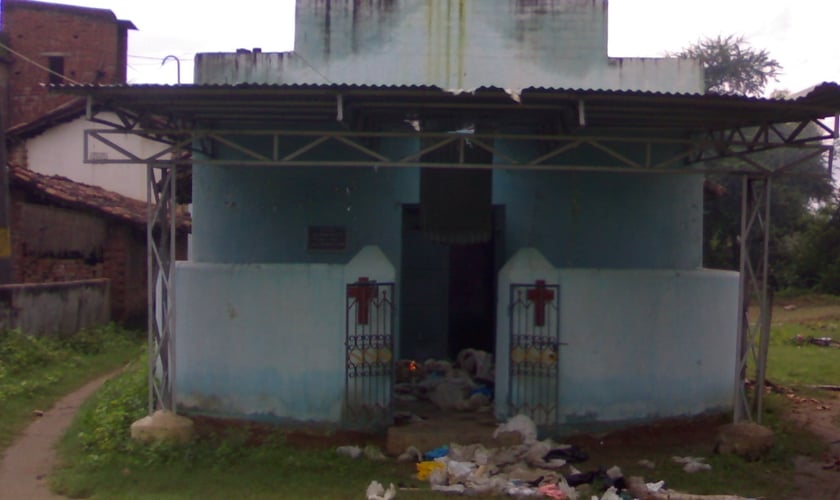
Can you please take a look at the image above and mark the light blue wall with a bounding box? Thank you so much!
[174,262,346,421]
[495,249,739,427]
[175,247,395,423]
[493,169,704,269]
[190,135,419,266]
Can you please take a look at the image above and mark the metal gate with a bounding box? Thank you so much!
[345,278,395,427]
[508,280,561,426]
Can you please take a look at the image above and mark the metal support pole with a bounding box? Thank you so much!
[146,161,177,412]
[734,176,772,423]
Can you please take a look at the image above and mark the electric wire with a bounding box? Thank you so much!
[0,40,82,85]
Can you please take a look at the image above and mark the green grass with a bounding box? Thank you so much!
[615,395,824,499]
[765,295,840,386]
[0,324,144,453]
[52,358,458,499]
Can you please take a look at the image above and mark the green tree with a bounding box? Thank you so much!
[677,36,835,290]
[784,194,840,293]
[672,35,781,97]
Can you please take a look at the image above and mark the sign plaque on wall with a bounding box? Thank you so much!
[307,225,348,252]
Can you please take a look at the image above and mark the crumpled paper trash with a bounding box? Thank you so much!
[646,480,665,492]
[366,480,396,500]
[672,455,712,473]
[595,486,621,500]
[456,348,494,381]
[363,445,387,461]
[336,445,361,459]
[493,414,538,444]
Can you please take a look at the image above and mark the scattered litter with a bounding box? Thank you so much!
[432,483,467,493]
[456,348,495,381]
[336,445,361,459]
[445,459,478,482]
[597,486,621,500]
[637,459,656,469]
[646,480,665,492]
[538,483,569,499]
[364,445,387,461]
[395,350,495,412]
[366,480,397,500]
[627,475,750,499]
[604,466,623,481]
[397,446,422,463]
[493,414,538,444]
[792,334,840,348]
[416,460,446,481]
[424,444,449,460]
[672,455,712,473]
[506,485,540,496]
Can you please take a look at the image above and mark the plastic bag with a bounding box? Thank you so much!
[366,480,396,500]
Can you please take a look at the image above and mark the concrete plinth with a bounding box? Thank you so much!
[130,410,194,444]
[715,422,775,460]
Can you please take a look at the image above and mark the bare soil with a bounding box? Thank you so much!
[786,391,840,500]
[0,370,119,500]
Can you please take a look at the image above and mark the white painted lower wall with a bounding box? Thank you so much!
[495,249,739,426]
[173,246,395,423]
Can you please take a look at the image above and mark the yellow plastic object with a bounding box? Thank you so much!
[415,460,445,481]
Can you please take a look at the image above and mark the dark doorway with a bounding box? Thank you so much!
[399,205,502,361]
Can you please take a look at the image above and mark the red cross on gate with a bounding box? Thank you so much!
[348,277,378,325]
[526,280,554,327]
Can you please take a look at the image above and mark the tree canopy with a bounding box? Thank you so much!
[677,36,838,292]
[672,35,782,97]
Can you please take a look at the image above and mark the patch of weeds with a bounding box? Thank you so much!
[0,324,143,452]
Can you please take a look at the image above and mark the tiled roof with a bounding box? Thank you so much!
[9,165,190,232]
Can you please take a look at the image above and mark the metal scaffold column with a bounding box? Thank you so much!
[734,175,772,423]
[146,162,177,413]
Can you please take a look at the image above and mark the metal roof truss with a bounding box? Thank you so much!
[101,106,836,424]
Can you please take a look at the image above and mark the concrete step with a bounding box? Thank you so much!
[386,412,522,456]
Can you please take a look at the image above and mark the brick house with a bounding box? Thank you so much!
[8,165,188,325]
[1,0,189,325]
[3,0,135,129]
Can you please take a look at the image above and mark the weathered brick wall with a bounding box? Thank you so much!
[103,223,148,325]
[10,192,149,324]
[5,0,130,127]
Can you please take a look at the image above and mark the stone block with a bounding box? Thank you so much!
[714,422,774,460]
[130,409,194,444]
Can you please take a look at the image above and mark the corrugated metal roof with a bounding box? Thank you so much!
[54,82,840,132]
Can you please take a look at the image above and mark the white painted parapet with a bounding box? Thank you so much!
[174,246,394,425]
[495,248,739,427]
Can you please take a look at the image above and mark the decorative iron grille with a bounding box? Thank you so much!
[345,279,395,427]
[508,281,561,426]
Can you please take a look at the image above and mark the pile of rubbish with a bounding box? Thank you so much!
[354,414,755,500]
[404,414,625,499]
[792,334,840,348]
[394,348,495,413]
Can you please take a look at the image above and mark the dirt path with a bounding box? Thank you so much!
[0,370,120,500]
[787,391,840,500]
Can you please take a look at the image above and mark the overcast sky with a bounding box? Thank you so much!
[33,0,840,93]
